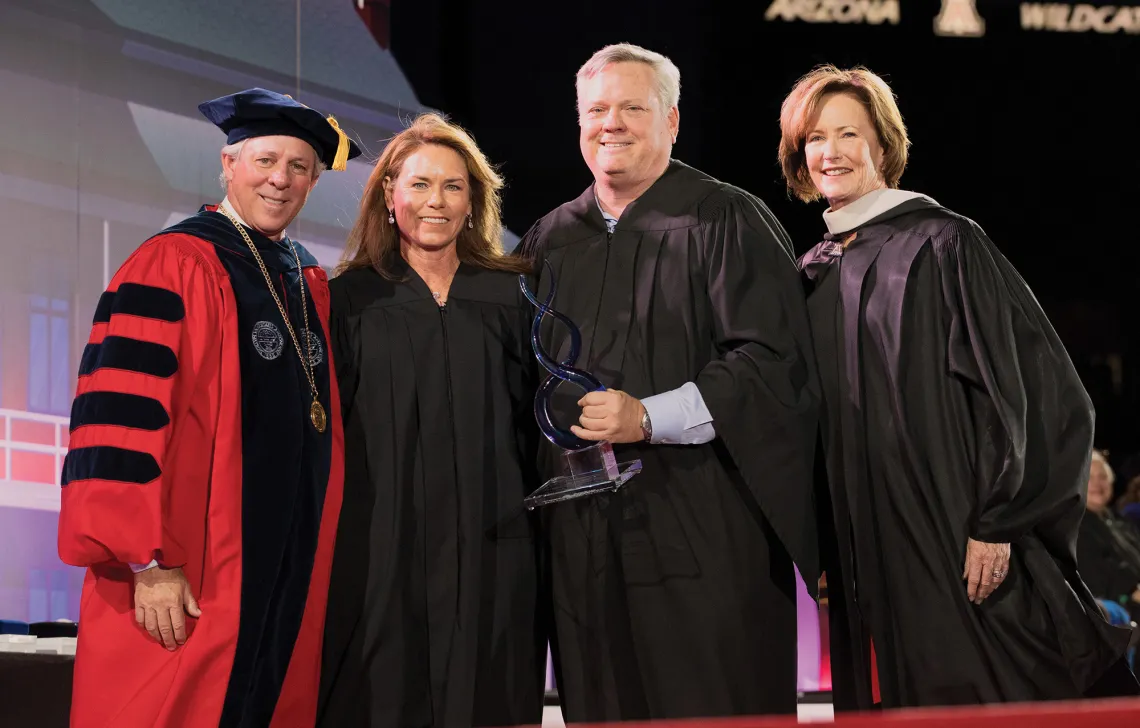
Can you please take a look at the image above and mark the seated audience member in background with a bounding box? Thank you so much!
[780,64,1139,709]
[1116,474,1140,529]
[1080,450,1140,623]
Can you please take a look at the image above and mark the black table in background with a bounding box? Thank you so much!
[0,652,73,727]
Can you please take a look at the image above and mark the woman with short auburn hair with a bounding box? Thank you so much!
[780,64,1138,709]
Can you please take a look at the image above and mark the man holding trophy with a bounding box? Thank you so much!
[520,44,820,721]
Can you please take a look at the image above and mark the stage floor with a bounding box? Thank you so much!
[541,701,835,726]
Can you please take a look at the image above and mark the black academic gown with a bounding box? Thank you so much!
[317,260,547,728]
[520,160,820,721]
[799,197,1138,710]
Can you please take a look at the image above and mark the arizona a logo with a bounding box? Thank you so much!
[934,0,985,37]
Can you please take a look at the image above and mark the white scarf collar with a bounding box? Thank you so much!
[822,188,937,236]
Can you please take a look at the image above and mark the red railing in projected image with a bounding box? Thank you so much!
[0,408,69,510]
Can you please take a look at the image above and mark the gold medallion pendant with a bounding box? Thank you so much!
[310,399,327,433]
[217,204,328,435]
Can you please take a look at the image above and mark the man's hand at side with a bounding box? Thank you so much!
[134,566,201,650]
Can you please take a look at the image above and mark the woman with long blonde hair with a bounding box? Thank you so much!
[318,113,545,728]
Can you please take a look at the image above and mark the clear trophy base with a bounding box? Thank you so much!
[524,441,642,510]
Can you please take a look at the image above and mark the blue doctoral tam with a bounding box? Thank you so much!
[198,87,362,171]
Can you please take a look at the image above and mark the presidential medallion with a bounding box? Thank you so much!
[310,399,327,433]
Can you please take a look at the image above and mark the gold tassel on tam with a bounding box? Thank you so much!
[326,115,350,171]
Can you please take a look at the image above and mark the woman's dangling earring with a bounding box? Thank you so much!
[467,214,474,229]
[388,210,395,224]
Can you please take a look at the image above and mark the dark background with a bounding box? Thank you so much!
[390,0,1140,481]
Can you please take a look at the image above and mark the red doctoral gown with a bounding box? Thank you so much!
[57,206,344,728]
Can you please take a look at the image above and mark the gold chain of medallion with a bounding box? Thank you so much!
[217,204,327,433]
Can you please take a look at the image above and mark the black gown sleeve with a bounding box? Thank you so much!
[517,216,548,270]
[513,280,543,486]
[328,277,362,424]
[936,219,1094,554]
[693,192,822,591]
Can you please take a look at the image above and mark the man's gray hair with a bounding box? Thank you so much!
[217,138,326,189]
[576,43,681,112]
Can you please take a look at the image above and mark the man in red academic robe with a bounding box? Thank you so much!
[57,88,360,728]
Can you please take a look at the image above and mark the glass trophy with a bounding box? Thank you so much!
[519,264,642,510]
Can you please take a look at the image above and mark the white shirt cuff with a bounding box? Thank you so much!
[641,382,716,445]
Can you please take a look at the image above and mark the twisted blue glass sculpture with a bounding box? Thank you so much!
[519,261,605,451]
[517,263,643,509]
